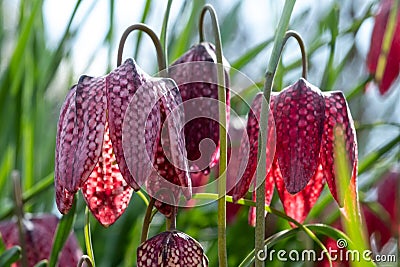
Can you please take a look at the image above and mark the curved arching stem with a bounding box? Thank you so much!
[140,197,156,243]
[117,23,166,72]
[199,4,228,267]
[281,30,308,79]
[254,1,296,266]
[140,188,178,243]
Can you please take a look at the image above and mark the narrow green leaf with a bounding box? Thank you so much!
[48,197,77,267]
[22,50,35,192]
[23,172,54,203]
[334,129,374,267]
[134,0,152,59]
[39,0,83,91]
[7,0,42,96]
[169,0,205,61]
[105,0,115,71]
[345,76,373,101]
[320,3,340,91]
[0,146,15,196]
[0,234,6,253]
[231,38,273,70]
[358,134,400,175]
[220,1,242,44]
[0,246,22,267]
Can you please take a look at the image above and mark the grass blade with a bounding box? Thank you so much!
[48,197,77,267]
[0,246,21,266]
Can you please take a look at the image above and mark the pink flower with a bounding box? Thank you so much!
[170,42,230,175]
[367,0,400,94]
[232,78,358,224]
[0,214,82,267]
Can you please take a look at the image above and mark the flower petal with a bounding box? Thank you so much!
[232,92,276,201]
[81,122,133,227]
[55,180,75,214]
[73,75,107,188]
[121,70,161,189]
[137,231,208,266]
[367,0,400,94]
[321,91,357,206]
[108,58,152,190]
[274,161,325,225]
[145,79,191,216]
[55,85,79,213]
[170,42,230,172]
[274,78,325,194]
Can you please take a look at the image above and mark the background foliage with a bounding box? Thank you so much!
[0,0,398,266]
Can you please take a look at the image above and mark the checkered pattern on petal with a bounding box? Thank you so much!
[274,78,325,194]
[74,75,107,189]
[82,122,133,226]
[232,92,276,202]
[55,85,79,214]
[170,42,230,172]
[107,58,151,190]
[137,231,208,267]
[320,91,357,206]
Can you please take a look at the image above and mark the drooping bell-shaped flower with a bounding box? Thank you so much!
[362,170,399,250]
[233,78,357,224]
[169,42,230,176]
[137,230,208,267]
[139,79,192,217]
[55,58,191,225]
[367,0,400,95]
[0,214,82,266]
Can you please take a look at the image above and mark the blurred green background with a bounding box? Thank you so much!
[0,0,399,266]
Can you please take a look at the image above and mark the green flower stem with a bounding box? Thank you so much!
[12,171,28,267]
[84,207,95,267]
[282,31,308,79]
[160,0,173,67]
[117,23,166,71]
[140,197,156,243]
[136,190,149,206]
[255,1,296,266]
[199,5,228,267]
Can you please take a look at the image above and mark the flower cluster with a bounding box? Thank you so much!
[55,43,229,226]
